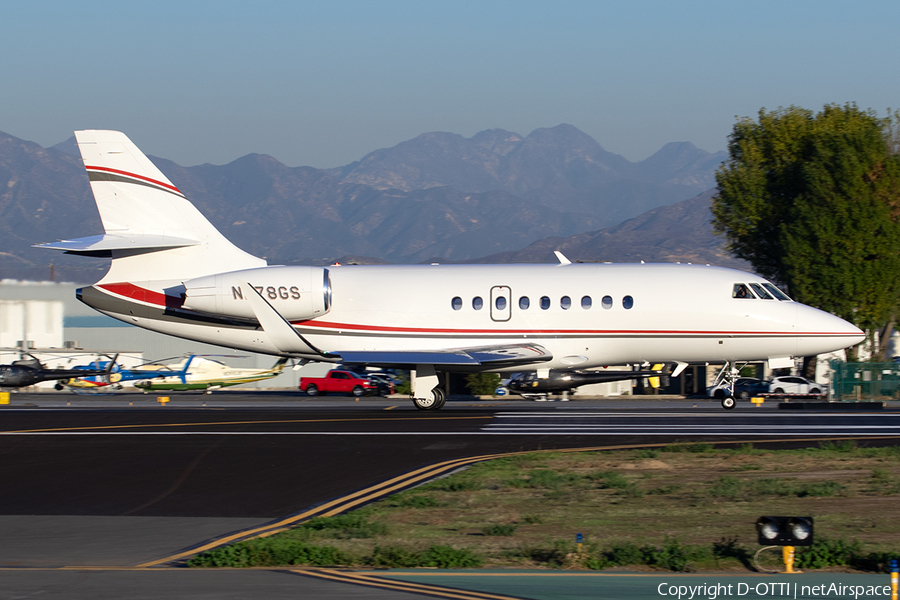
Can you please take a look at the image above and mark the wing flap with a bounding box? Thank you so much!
[338,343,552,369]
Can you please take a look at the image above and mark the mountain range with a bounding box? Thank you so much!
[0,125,734,282]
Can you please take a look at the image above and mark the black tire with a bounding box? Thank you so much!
[773,388,785,394]
[737,390,750,400]
[433,387,446,410]
[305,384,318,396]
[809,387,821,395]
[352,385,364,397]
[713,389,725,400]
[721,396,736,410]
[412,395,436,410]
[412,386,445,410]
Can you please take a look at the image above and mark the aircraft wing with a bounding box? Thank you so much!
[338,343,553,369]
[241,282,551,368]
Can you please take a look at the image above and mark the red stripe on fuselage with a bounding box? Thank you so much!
[84,165,183,195]
[99,282,170,306]
[290,319,851,338]
[94,283,854,338]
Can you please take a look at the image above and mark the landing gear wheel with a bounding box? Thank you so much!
[433,387,446,410]
[412,387,446,411]
[721,396,736,410]
[305,384,318,396]
[412,395,436,410]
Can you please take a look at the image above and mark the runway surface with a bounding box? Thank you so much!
[1,392,898,599]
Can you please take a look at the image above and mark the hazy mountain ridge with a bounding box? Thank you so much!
[465,189,751,271]
[337,124,725,223]
[0,126,729,281]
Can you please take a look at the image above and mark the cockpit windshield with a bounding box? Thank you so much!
[749,283,773,299]
[732,284,755,299]
[732,282,792,301]
[762,283,792,301]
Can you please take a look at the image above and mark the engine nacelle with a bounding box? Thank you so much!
[182,266,332,321]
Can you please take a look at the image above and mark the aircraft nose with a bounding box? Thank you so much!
[795,304,865,355]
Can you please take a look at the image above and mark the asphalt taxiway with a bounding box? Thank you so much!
[1,392,898,599]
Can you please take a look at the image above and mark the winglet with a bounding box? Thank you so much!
[554,250,571,265]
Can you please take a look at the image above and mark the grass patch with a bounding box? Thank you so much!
[482,523,518,536]
[189,443,900,571]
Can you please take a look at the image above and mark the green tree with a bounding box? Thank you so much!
[465,373,501,396]
[712,104,900,357]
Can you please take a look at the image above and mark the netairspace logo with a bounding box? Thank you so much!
[657,582,893,600]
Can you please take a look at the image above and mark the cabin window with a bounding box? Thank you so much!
[623,295,634,309]
[560,296,571,310]
[581,296,592,309]
[540,296,551,310]
[495,296,507,311]
[749,283,773,300]
[763,282,792,301]
[519,296,530,309]
[732,283,755,299]
[451,296,463,310]
[601,295,613,309]
[473,296,483,310]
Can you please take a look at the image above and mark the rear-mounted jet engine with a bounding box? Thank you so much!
[182,266,332,321]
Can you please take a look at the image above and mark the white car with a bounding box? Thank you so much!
[768,376,823,395]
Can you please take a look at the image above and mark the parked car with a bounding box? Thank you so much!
[768,376,823,395]
[366,372,395,396]
[299,370,379,397]
[707,377,770,400]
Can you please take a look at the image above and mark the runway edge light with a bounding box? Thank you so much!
[756,516,814,547]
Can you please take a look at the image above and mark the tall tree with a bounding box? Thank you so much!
[712,104,900,356]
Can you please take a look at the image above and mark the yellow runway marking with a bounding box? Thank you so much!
[300,569,525,600]
[365,571,779,578]
[4,415,491,434]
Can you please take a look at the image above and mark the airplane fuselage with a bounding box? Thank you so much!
[78,262,861,372]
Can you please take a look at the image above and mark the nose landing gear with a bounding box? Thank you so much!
[713,361,744,410]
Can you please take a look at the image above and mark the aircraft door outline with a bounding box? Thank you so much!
[490,286,512,322]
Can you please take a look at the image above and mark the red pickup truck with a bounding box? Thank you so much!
[300,370,379,397]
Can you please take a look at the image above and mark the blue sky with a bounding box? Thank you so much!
[2,0,897,168]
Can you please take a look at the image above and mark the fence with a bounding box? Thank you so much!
[830,360,900,401]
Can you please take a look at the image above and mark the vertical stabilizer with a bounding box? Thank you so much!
[73,130,265,283]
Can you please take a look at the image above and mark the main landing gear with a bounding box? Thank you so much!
[410,365,447,411]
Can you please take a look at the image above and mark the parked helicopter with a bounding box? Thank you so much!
[55,356,181,392]
[131,355,289,393]
[0,354,117,388]
[501,364,669,400]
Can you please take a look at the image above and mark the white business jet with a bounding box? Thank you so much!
[38,131,864,410]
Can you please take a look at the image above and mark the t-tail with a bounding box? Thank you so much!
[36,130,266,283]
[38,131,331,360]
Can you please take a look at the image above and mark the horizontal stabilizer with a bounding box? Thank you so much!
[339,343,552,368]
[34,233,200,255]
[37,130,266,282]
